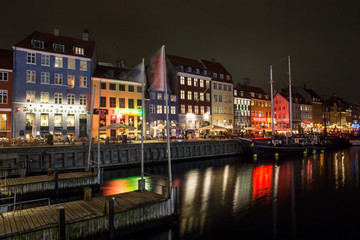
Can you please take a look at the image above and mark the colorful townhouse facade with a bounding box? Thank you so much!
[12,30,96,139]
[233,83,252,132]
[0,49,13,138]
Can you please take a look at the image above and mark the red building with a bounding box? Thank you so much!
[0,49,13,138]
[273,93,290,131]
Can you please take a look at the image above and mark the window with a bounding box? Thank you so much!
[213,82,217,89]
[213,106,218,114]
[137,99,142,109]
[109,83,116,90]
[40,114,49,127]
[79,95,87,105]
[74,47,84,55]
[157,93,162,100]
[228,85,232,92]
[206,81,210,89]
[187,77,192,86]
[194,92,198,101]
[53,43,65,52]
[181,105,185,114]
[41,72,50,84]
[171,95,176,102]
[100,82,106,89]
[33,39,44,49]
[67,114,75,127]
[219,107,223,114]
[119,84,125,91]
[54,114,62,127]
[0,72,8,81]
[68,75,75,89]
[214,94,218,102]
[223,85,227,91]
[27,52,36,64]
[137,86,142,93]
[0,90,8,104]
[226,75,231,80]
[68,59,75,69]
[206,93,210,102]
[218,84,222,90]
[41,55,50,66]
[157,105,163,114]
[180,90,185,99]
[100,97,106,107]
[110,97,116,107]
[67,94,75,105]
[220,74,224,79]
[171,106,176,114]
[150,104,155,114]
[200,106,205,114]
[188,105,193,113]
[55,93,62,104]
[194,106,199,114]
[80,60,87,71]
[55,73,63,85]
[200,92,204,101]
[180,76,185,85]
[80,76,87,87]
[187,91,192,100]
[219,95,223,102]
[26,91,35,103]
[213,73,217,78]
[128,85,134,92]
[194,78,198,87]
[119,98,125,108]
[200,79,204,88]
[55,57,63,68]
[26,70,36,83]
[40,92,49,103]
[128,99,134,108]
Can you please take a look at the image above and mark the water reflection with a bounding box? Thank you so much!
[101,147,360,239]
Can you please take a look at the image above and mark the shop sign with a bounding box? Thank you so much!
[252,117,270,122]
[22,106,86,114]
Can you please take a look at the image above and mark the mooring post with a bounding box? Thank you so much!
[54,171,59,196]
[138,179,145,192]
[57,206,65,240]
[105,198,115,240]
[84,187,92,200]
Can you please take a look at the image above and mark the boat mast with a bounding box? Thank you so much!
[288,56,293,137]
[270,65,275,137]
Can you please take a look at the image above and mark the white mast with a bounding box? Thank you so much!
[288,56,293,137]
[270,65,275,137]
[87,86,95,171]
[140,59,145,191]
[97,79,101,182]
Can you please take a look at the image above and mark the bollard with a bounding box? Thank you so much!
[321,149,325,153]
[57,206,65,240]
[138,179,145,192]
[54,171,59,196]
[84,187,92,200]
[274,153,279,159]
[253,154,257,160]
[105,198,115,240]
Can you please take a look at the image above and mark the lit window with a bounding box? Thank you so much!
[67,94,75,105]
[26,91,35,103]
[27,52,36,64]
[80,95,87,105]
[40,92,49,103]
[200,92,204,101]
[0,72,8,81]
[180,76,185,85]
[180,90,185,100]
[206,93,210,102]
[194,79,198,87]
[67,114,75,127]
[55,93,63,104]
[181,105,185,114]
[74,46,85,55]
[194,106,199,114]
[200,79,204,88]
[187,77,192,86]
[206,81,210,89]
[0,90,8,104]
[219,107,223,114]
[80,60,87,71]
[187,91,192,100]
[171,95,176,102]
[171,106,176,114]
[41,55,50,66]
[157,93,162,100]
[194,92,198,101]
[68,59,75,69]
[55,73,63,85]
[54,114,62,127]
[157,105,163,114]
[188,105,192,113]
[200,106,205,114]
[213,106,218,114]
[26,70,36,83]
[68,75,75,89]
[40,114,49,127]
[41,72,50,84]
[55,57,63,68]
[80,76,87,87]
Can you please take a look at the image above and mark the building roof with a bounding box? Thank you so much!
[0,49,13,69]
[166,54,209,77]
[304,88,321,100]
[13,31,96,59]
[93,64,129,80]
[201,59,232,83]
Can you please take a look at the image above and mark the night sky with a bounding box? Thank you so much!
[1,0,359,103]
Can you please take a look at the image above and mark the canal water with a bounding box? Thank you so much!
[101,147,360,240]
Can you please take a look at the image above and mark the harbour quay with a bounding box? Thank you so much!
[0,140,249,175]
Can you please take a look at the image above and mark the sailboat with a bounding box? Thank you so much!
[246,56,314,156]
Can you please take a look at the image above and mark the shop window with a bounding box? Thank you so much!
[67,114,75,127]
[137,116,142,130]
[25,113,34,130]
[40,114,49,128]
[128,116,134,127]
[0,114,7,130]
[54,114,62,128]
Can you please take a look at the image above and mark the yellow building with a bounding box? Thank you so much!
[91,64,143,140]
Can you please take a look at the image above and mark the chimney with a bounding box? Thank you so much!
[82,29,90,41]
[211,58,216,63]
[54,28,59,36]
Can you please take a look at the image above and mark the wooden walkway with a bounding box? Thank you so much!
[0,191,168,239]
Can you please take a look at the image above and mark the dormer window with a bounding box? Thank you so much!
[32,38,44,49]
[53,41,65,52]
[178,65,184,72]
[220,74,224,79]
[226,75,230,80]
[213,73,217,78]
[186,66,192,72]
[74,45,85,55]
[203,69,208,75]
[195,68,200,74]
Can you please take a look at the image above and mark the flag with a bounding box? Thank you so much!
[126,60,146,84]
[149,46,166,90]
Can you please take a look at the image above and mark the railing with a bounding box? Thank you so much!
[0,166,23,185]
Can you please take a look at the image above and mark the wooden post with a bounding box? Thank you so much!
[54,171,59,196]
[84,187,92,200]
[57,206,65,240]
[105,198,115,240]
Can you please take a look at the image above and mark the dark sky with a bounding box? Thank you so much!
[1,0,359,103]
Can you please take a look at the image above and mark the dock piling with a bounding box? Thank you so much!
[57,206,66,240]
[105,198,115,240]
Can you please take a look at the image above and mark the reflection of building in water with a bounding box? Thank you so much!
[200,167,213,235]
[233,167,253,213]
[252,165,273,202]
[221,165,230,205]
[334,152,346,189]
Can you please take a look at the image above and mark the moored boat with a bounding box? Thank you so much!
[350,140,360,146]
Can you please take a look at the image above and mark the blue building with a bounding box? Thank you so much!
[12,29,96,139]
[145,87,178,138]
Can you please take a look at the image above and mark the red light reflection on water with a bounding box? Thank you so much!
[252,165,273,201]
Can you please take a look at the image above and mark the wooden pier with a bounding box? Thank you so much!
[0,190,175,239]
[0,171,99,196]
